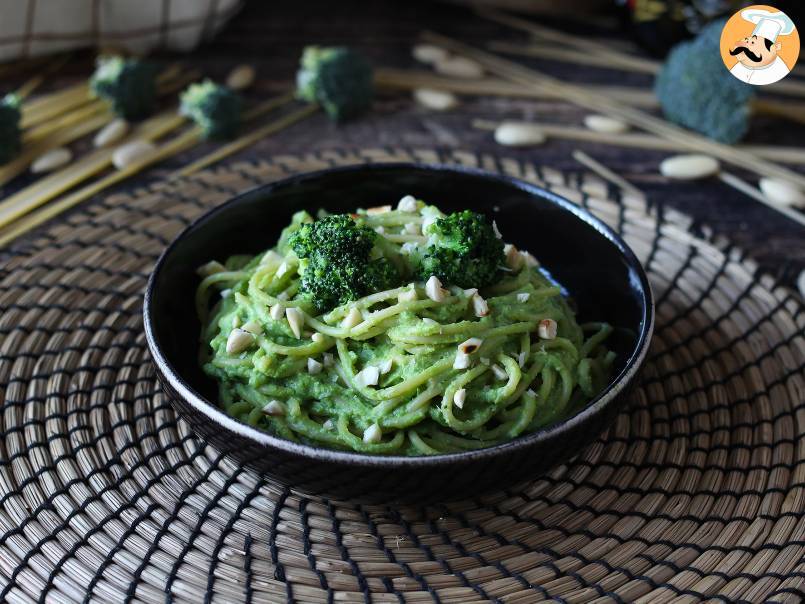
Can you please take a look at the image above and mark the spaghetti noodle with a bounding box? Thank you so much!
[197,200,614,455]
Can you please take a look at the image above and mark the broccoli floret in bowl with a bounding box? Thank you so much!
[0,94,21,165]
[296,46,373,122]
[90,56,158,120]
[413,210,504,289]
[180,80,243,140]
[289,214,400,312]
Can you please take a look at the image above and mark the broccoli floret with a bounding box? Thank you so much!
[180,80,243,140]
[90,56,157,120]
[289,214,399,311]
[296,46,373,122]
[0,94,21,165]
[655,19,754,144]
[413,210,504,289]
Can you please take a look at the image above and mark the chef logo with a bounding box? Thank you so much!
[720,5,799,85]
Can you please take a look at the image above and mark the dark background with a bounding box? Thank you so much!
[3,0,804,288]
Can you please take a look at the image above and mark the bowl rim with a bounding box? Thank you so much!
[143,162,654,467]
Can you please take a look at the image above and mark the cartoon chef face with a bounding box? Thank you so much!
[730,34,781,68]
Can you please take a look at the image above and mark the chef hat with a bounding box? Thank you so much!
[741,8,795,43]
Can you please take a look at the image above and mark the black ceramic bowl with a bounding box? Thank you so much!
[144,164,654,503]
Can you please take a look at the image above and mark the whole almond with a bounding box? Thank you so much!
[413,88,458,111]
[93,118,129,148]
[226,64,256,91]
[659,154,720,180]
[31,147,72,173]
[112,140,156,169]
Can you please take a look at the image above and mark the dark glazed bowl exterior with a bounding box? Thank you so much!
[144,163,654,504]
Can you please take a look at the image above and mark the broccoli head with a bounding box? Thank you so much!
[0,94,21,165]
[289,214,400,311]
[296,46,373,122]
[180,80,243,140]
[90,56,158,120]
[414,210,504,289]
[655,19,754,144]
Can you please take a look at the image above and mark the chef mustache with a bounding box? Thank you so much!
[730,45,763,63]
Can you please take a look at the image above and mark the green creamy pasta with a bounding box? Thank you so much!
[196,199,615,455]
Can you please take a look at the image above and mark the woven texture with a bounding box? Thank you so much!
[0,149,803,603]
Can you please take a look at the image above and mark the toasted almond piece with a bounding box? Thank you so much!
[538,318,558,340]
[378,358,393,374]
[220,288,232,298]
[307,358,323,375]
[355,366,380,387]
[269,304,285,320]
[226,328,254,355]
[112,139,155,169]
[504,244,524,270]
[491,364,507,380]
[425,275,447,302]
[260,250,284,267]
[453,351,471,370]
[472,294,490,318]
[434,56,484,79]
[453,388,467,409]
[522,251,539,268]
[342,307,362,329]
[494,121,546,147]
[398,195,418,212]
[285,307,304,338]
[400,241,418,255]
[312,332,325,343]
[659,154,720,180]
[517,292,531,303]
[458,337,483,355]
[366,205,392,215]
[412,44,449,64]
[226,64,256,90]
[398,287,418,303]
[275,261,289,278]
[31,147,72,173]
[492,220,502,239]
[363,423,382,444]
[583,114,629,134]
[463,288,478,298]
[93,118,129,148]
[413,88,459,111]
[526,388,537,398]
[263,400,286,416]
[422,317,439,327]
[196,260,226,277]
[403,222,420,234]
[323,352,335,367]
[241,320,262,335]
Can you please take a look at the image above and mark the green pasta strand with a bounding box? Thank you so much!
[197,203,614,455]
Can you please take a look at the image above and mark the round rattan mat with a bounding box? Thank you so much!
[1,148,803,604]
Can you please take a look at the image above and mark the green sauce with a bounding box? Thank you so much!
[197,202,614,455]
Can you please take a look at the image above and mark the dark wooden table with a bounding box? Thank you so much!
[4,0,805,288]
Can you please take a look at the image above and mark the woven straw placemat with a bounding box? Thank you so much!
[0,148,803,603]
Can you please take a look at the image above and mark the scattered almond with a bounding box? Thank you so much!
[93,118,129,148]
[112,139,155,169]
[226,328,254,355]
[413,88,459,111]
[31,147,72,173]
[226,64,256,90]
[538,318,558,340]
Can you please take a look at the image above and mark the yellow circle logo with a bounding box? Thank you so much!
[720,5,799,85]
